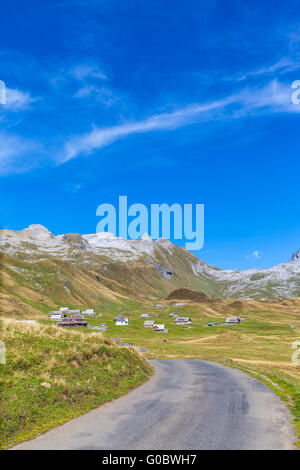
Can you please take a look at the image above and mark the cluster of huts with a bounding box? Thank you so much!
[48,307,101,328]
[140,312,191,333]
[156,302,185,309]
[47,303,196,333]
[47,304,246,335]
[208,316,245,327]
[48,305,245,333]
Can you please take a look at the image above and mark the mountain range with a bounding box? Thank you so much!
[0,224,300,318]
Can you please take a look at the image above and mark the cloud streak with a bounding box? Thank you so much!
[70,64,107,81]
[1,79,298,176]
[63,95,237,161]
[229,57,300,82]
[0,131,42,175]
[62,80,299,163]
[245,251,262,259]
[4,88,39,111]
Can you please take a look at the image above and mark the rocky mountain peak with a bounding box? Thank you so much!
[22,224,54,239]
[289,249,300,262]
[24,224,50,232]
[141,233,152,242]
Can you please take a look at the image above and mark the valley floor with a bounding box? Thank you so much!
[95,298,300,447]
[1,295,300,449]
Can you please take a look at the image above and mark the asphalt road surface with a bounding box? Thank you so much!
[14,360,295,450]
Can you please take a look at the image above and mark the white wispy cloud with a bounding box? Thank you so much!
[70,63,123,108]
[50,61,117,106]
[0,131,41,175]
[4,88,39,111]
[1,79,298,175]
[70,64,107,81]
[230,57,300,82]
[74,84,116,106]
[74,85,96,98]
[245,251,262,259]
[50,62,107,91]
[62,80,299,163]
[62,95,236,161]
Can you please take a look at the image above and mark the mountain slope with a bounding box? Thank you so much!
[0,225,221,317]
[0,225,300,319]
[192,254,300,299]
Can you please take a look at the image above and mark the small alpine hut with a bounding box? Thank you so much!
[144,320,155,328]
[174,317,191,325]
[58,314,88,328]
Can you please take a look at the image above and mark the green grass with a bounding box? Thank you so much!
[0,319,152,449]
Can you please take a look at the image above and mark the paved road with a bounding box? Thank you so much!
[14,360,295,450]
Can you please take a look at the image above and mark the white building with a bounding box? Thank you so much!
[114,315,128,326]
[116,318,128,326]
[153,324,165,332]
[221,316,241,325]
[175,317,191,325]
[50,311,65,321]
[82,309,97,317]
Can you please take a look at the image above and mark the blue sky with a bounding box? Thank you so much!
[0,0,300,269]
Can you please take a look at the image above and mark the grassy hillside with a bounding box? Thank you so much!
[0,245,222,321]
[2,226,300,302]
[0,319,152,449]
[0,252,129,319]
[166,287,214,302]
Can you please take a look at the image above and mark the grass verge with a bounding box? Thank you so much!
[0,319,152,449]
